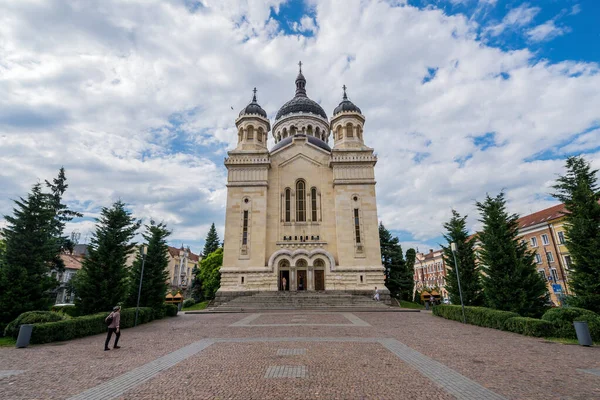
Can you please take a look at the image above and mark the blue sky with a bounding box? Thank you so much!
[0,0,599,255]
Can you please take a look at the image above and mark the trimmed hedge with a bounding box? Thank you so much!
[183,299,196,308]
[504,317,555,337]
[5,311,65,339]
[51,304,79,317]
[542,307,600,341]
[165,304,178,317]
[433,305,519,330]
[30,307,155,344]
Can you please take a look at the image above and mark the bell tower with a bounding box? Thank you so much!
[235,88,270,151]
[331,85,366,150]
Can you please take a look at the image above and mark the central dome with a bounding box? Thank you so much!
[275,64,328,121]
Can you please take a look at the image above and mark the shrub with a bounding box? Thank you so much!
[153,304,167,320]
[183,299,196,308]
[30,307,155,344]
[433,305,519,330]
[5,311,65,339]
[504,317,555,337]
[51,304,79,317]
[542,307,600,341]
[166,304,178,317]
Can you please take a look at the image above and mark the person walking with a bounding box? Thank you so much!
[373,286,380,301]
[282,276,287,291]
[104,306,121,351]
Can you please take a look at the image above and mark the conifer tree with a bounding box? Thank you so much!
[477,192,548,317]
[404,248,417,301]
[552,156,600,313]
[441,210,483,306]
[202,223,220,256]
[127,221,171,309]
[379,223,410,299]
[0,184,61,324]
[198,247,223,299]
[73,201,140,315]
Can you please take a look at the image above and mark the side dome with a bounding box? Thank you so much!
[239,88,267,118]
[275,64,328,121]
[333,85,361,115]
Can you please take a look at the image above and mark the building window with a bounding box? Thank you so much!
[285,188,291,222]
[296,180,306,222]
[531,237,538,247]
[242,210,249,245]
[337,126,342,140]
[551,268,559,282]
[535,253,542,264]
[564,255,572,269]
[311,187,317,221]
[346,123,354,138]
[558,231,565,244]
[354,208,361,244]
[257,129,263,142]
[247,126,254,140]
[546,252,554,263]
[538,269,546,280]
[541,234,549,245]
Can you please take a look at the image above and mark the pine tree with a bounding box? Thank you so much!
[379,223,409,299]
[198,248,223,299]
[202,223,220,256]
[127,220,171,309]
[0,184,61,325]
[404,248,417,301]
[552,156,600,313]
[441,210,483,306]
[73,201,140,315]
[477,192,548,317]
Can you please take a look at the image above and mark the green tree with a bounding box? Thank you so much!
[198,248,223,299]
[405,248,416,301]
[202,223,220,257]
[73,201,140,315]
[477,192,548,317]
[552,156,600,313]
[379,223,411,299]
[441,210,483,306]
[0,184,61,325]
[127,221,171,309]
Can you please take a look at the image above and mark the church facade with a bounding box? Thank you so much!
[218,66,388,302]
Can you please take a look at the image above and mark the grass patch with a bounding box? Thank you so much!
[396,300,424,309]
[544,337,599,346]
[0,336,17,347]
[183,300,209,311]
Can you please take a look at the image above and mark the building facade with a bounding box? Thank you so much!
[167,246,200,291]
[414,249,448,300]
[219,67,387,300]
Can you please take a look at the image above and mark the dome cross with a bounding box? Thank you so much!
[252,87,257,102]
[342,84,348,100]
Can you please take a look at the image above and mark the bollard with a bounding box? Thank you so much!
[16,324,34,348]
[573,321,593,346]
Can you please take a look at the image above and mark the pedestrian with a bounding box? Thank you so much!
[425,297,430,310]
[104,306,121,351]
[282,276,287,291]
[373,286,380,301]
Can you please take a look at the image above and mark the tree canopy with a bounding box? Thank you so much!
[202,223,220,257]
[379,222,413,300]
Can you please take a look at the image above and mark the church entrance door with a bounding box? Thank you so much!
[314,270,324,291]
[297,270,307,291]
[279,270,289,291]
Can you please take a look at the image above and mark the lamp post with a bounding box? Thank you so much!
[134,244,147,327]
[450,242,467,324]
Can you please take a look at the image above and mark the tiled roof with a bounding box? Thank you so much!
[167,246,201,262]
[517,203,566,229]
[61,253,83,270]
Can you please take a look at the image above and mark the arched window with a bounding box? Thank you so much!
[311,187,317,221]
[357,126,362,140]
[285,188,291,222]
[315,127,320,139]
[346,123,354,138]
[307,125,313,136]
[296,180,306,222]
[337,126,343,140]
[257,128,263,142]
[290,126,297,135]
[282,128,288,139]
[238,129,243,142]
[247,126,254,140]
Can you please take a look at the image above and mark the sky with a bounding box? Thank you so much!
[1,0,599,255]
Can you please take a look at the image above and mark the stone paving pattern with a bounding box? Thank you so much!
[0,311,599,399]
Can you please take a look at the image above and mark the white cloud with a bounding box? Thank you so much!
[0,0,599,252]
[526,20,570,42]
[485,3,540,37]
[291,15,317,34]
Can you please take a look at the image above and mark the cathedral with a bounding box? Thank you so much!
[218,64,389,303]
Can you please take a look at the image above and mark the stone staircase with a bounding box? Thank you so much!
[204,291,392,312]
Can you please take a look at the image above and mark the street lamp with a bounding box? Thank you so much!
[450,242,467,324]
[134,244,148,327]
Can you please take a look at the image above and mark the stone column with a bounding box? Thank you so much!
[308,267,314,291]
[290,267,296,291]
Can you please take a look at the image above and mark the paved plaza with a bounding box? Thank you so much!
[1,311,599,399]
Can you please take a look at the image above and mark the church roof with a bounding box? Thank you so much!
[275,63,328,121]
[239,88,267,118]
[333,85,362,115]
[271,134,331,153]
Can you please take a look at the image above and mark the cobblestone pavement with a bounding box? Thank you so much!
[0,311,599,399]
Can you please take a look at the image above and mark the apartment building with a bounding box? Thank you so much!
[414,249,448,300]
